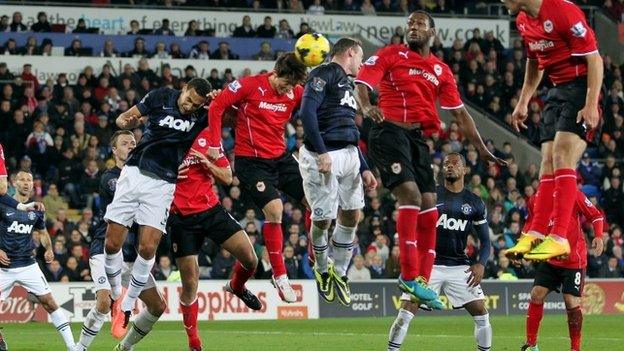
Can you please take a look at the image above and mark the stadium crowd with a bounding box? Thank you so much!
[1,7,624,285]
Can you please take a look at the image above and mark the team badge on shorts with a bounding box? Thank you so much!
[98,276,106,284]
[461,203,472,215]
[543,20,553,33]
[256,181,266,192]
[314,208,324,217]
[172,243,178,253]
[391,163,402,174]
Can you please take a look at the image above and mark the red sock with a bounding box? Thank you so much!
[304,208,312,233]
[551,169,577,239]
[567,306,583,351]
[397,206,420,280]
[416,208,439,281]
[528,174,554,236]
[263,222,287,277]
[180,299,200,347]
[231,261,255,293]
[526,301,544,346]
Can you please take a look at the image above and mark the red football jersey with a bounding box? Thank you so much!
[355,44,463,134]
[0,143,6,177]
[171,129,230,216]
[208,73,303,159]
[524,191,604,269]
[516,0,598,85]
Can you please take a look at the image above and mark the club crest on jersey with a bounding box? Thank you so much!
[433,64,442,76]
[311,77,326,92]
[571,21,587,38]
[391,163,402,174]
[228,80,242,92]
[28,212,37,220]
[364,56,378,66]
[256,181,266,192]
[543,20,553,33]
[286,90,294,100]
[108,178,117,192]
[461,203,473,215]
[198,138,206,147]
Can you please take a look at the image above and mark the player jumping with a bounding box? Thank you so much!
[207,52,308,303]
[299,38,377,305]
[387,153,492,351]
[0,171,75,351]
[170,129,261,351]
[517,190,604,351]
[502,0,603,261]
[104,78,213,328]
[355,11,505,305]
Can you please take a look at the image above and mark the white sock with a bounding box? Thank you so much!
[105,250,123,299]
[50,308,75,349]
[474,313,492,350]
[311,224,329,273]
[77,308,108,350]
[330,223,356,277]
[388,308,414,350]
[122,310,159,348]
[121,254,155,312]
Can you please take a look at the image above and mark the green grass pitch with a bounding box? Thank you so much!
[2,315,622,350]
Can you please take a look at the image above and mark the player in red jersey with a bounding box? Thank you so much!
[169,128,261,351]
[502,0,604,261]
[516,190,604,351]
[207,52,308,303]
[354,11,505,306]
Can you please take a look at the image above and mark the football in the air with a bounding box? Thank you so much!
[294,33,330,67]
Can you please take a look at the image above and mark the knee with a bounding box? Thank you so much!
[402,301,419,315]
[263,201,283,223]
[564,295,580,309]
[241,250,259,271]
[530,289,546,304]
[149,299,167,317]
[138,243,157,259]
[394,183,421,207]
[40,297,58,313]
[182,273,199,292]
[313,220,331,231]
[338,210,359,228]
[105,240,121,254]
[420,193,437,211]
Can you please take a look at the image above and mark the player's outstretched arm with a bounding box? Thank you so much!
[450,107,507,166]
[577,53,603,129]
[207,82,248,159]
[513,59,543,132]
[116,106,144,130]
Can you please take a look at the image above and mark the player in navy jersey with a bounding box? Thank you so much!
[0,142,45,213]
[0,171,75,351]
[299,38,377,306]
[103,78,214,328]
[388,153,492,351]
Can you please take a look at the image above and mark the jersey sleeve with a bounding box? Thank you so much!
[136,88,164,116]
[472,198,487,225]
[438,65,464,110]
[0,144,6,177]
[355,47,391,90]
[558,1,598,56]
[35,212,45,231]
[300,66,332,153]
[576,191,604,237]
[207,78,252,147]
[99,172,115,201]
[191,132,230,169]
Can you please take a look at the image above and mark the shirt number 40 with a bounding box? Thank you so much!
[340,90,357,109]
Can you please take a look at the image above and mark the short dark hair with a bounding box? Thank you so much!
[331,37,362,57]
[110,130,134,148]
[273,52,308,85]
[444,152,466,165]
[412,10,435,28]
[186,77,212,97]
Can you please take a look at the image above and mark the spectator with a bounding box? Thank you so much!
[347,255,371,281]
[284,245,299,279]
[600,257,623,278]
[376,0,397,13]
[361,0,376,15]
[207,68,224,90]
[65,39,84,57]
[31,12,52,32]
[286,0,306,13]
[0,15,8,32]
[21,63,40,91]
[136,58,160,87]
[275,19,294,40]
[295,22,312,38]
[45,259,65,282]
[342,0,360,11]
[10,11,27,32]
[42,183,69,220]
[578,152,601,187]
[154,18,175,36]
[184,20,200,36]
[126,37,150,57]
[385,245,400,278]
[256,16,276,38]
[154,256,175,280]
[307,0,325,15]
[127,20,141,35]
[253,41,275,61]
[212,248,236,279]
[160,64,179,88]
[169,42,185,59]
[100,39,119,57]
[210,41,239,60]
[72,18,89,33]
[233,15,256,38]
[369,255,387,279]
[255,247,273,279]
[2,39,19,55]
[189,41,211,59]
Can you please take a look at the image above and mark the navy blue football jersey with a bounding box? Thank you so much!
[434,186,487,266]
[125,88,207,183]
[302,62,360,152]
[0,203,45,268]
[90,166,138,258]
